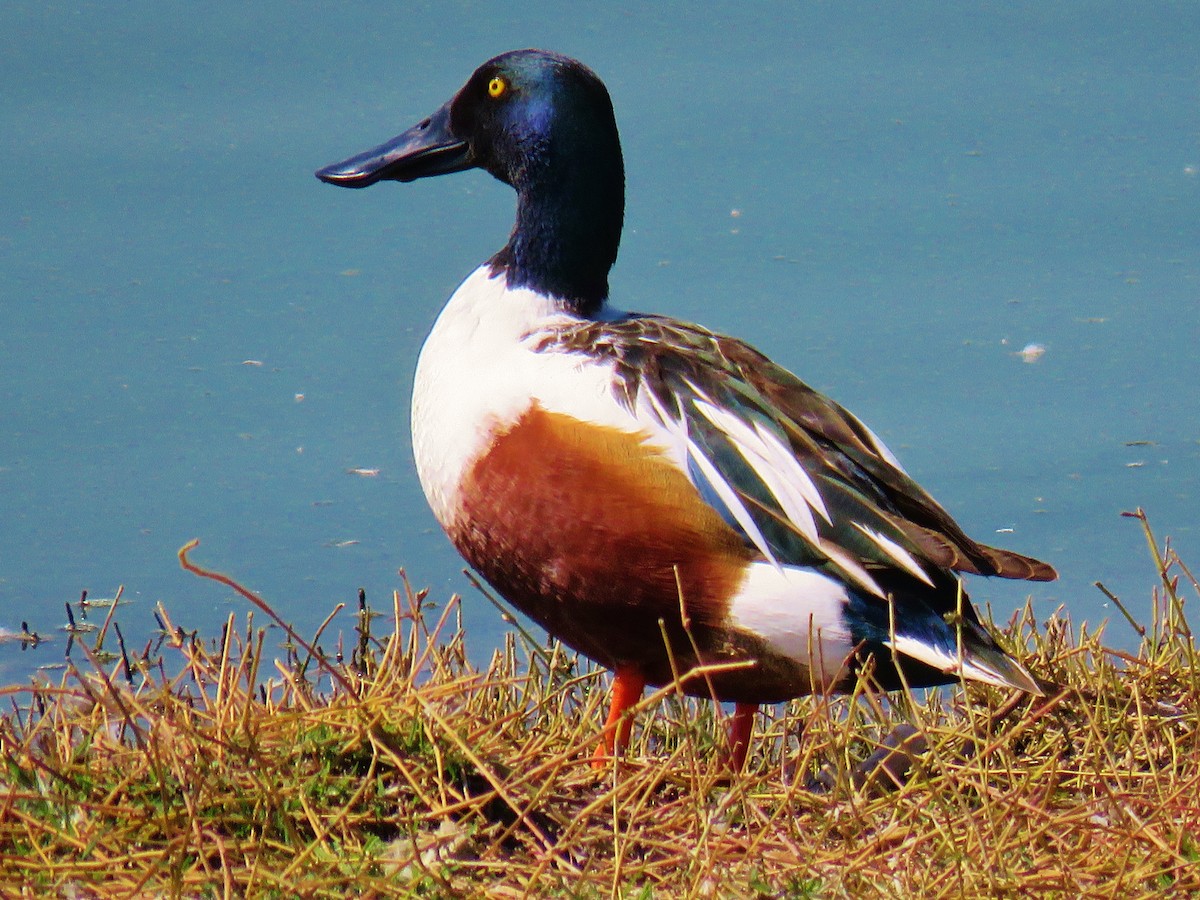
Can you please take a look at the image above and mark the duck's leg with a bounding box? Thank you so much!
[724,702,757,772]
[592,665,646,768]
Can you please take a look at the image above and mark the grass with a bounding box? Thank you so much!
[0,508,1197,898]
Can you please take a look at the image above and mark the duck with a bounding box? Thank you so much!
[316,49,1056,772]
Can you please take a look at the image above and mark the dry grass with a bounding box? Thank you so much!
[1,509,1197,898]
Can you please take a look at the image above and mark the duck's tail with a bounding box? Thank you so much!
[885,619,1043,695]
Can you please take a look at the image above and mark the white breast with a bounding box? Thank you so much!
[410,265,677,529]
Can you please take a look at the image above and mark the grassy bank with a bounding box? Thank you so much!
[1,510,1197,898]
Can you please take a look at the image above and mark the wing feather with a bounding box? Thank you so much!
[531,315,1057,587]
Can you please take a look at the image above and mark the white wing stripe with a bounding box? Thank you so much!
[818,539,886,598]
[641,387,779,566]
[742,451,821,544]
[690,399,825,545]
[751,419,831,524]
[680,376,716,405]
[852,522,936,587]
[685,439,780,568]
[642,388,684,438]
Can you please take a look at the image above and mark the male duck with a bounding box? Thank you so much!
[316,49,1055,771]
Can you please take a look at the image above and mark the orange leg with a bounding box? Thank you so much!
[724,702,757,772]
[592,665,646,768]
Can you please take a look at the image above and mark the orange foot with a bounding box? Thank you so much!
[591,665,646,770]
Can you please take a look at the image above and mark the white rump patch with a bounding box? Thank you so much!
[727,562,855,688]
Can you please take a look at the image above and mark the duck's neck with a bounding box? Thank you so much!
[489,135,624,318]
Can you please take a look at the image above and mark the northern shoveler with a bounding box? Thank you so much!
[316,49,1056,771]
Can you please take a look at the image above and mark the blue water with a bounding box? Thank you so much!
[2,2,1197,682]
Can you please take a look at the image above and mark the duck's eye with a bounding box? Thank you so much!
[487,76,507,99]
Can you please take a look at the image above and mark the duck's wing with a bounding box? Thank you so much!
[535,314,1056,599]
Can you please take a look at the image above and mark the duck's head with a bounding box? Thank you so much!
[317,49,625,315]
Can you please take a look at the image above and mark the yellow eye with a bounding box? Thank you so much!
[487,76,507,99]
